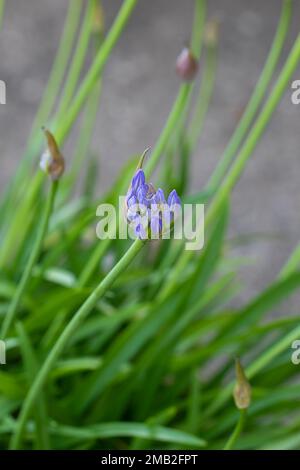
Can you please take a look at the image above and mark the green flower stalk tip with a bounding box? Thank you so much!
[137,147,150,170]
[233,358,252,410]
[176,47,199,81]
[40,127,65,180]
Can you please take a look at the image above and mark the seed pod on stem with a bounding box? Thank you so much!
[176,47,198,81]
[233,358,252,410]
[40,128,65,180]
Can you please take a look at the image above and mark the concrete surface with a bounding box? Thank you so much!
[1,0,300,307]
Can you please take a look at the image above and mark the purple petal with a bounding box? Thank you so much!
[131,169,145,191]
[136,184,148,206]
[127,209,139,223]
[127,193,137,207]
[150,215,161,237]
[167,189,181,207]
[161,209,172,228]
[150,202,159,213]
[155,188,166,204]
[135,222,147,240]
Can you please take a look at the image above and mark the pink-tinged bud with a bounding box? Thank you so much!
[233,358,252,410]
[176,48,198,81]
[40,128,65,181]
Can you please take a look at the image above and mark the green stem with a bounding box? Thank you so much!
[77,0,205,286]
[145,84,191,178]
[0,0,81,235]
[207,323,300,417]
[56,0,95,120]
[161,0,207,194]
[187,32,218,153]
[78,238,110,287]
[191,0,206,59]
[0,0,137,268]
[16,322,50,450]
[28,0,82,143]
[174,36,218,195]
[1,180,59,339]
[145,0,206,178]
[279,243,300,280]
[67,76,102,194]
[224,410,247,450]
[10,238,145,449]
[159,31,300,302]
[55,0,139,144]
[206,0,292,192]
[0,0,5,30]
[0,173,44,268]
[207,31,300,227]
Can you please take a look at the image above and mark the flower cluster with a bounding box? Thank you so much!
[125,168,181,240]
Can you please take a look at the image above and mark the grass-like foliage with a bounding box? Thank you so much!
[1,0,300,450]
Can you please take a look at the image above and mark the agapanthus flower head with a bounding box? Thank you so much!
[125,157,181,240]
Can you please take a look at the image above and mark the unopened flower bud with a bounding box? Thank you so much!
[40,128,65,180]
[125,149,181,240]
[204,19,219,47]
[176,48,198,81]
[233,358,251,410]
[92,1,105,36]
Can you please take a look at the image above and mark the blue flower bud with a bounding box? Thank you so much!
[131,169,145,192]
[125,153,181,240]
[168,189,181,207]
[155,188,166,204]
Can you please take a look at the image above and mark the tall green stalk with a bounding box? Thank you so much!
[1,181,59,339]
[56,0,95,120]
[145,0,206,178]
[145,85,191,178]
[10,238,145,449]
[206,0,292,192]
[187,24,218,154]
[159,31,300,301]
[224,410,247,450]
[0,0,138,268]
[207,32,300,226]
[0,0,5,31]
[0,1,81,233]
[78,0,206,286]
[28,1,83,148]
[17,322,50,449]
[55,0,139,144]
[207,323,300,417]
